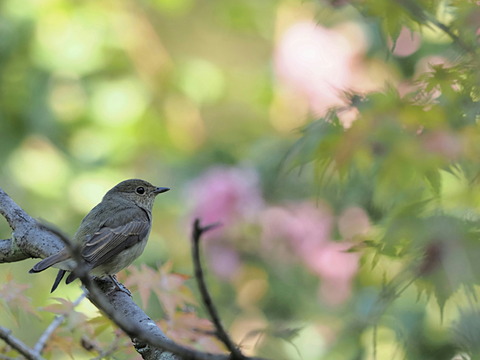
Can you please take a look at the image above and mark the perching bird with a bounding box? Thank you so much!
[29,179,170,292]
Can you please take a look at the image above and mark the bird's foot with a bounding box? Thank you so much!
[108,275,132,296]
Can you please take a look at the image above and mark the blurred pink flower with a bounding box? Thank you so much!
[261,203,333,257]
[261,202,360,305]
[187,166,264,228]
[338,206,370,240]
[206,244,241,280]
[422,130,462,160]
[319,278,353,306]
[187,166,263,279]
[303,241,357,280]
[275,21,361,116]
[390,27,421,57]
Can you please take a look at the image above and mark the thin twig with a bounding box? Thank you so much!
[32,292,87,356]
[82,332,121,360]
[191,219,245,360]
[0,326,45,360]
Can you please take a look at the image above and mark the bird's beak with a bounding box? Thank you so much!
[153,187,170,195]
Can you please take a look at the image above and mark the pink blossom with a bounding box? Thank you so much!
[261,203,333,259]
[206,244,241,280]
[390,27,421,57]
[275,21,362,116]
[186,166,263,278]
[319,278,353,306]
[187,166,264,228]
[304,242,358,282]
[261,202,360,305]
[338,206,370,240]
[422,131,462,160]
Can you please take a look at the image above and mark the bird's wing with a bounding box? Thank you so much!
[81,220,150,267]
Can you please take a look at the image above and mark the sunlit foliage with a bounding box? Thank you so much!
[1,0,480,359]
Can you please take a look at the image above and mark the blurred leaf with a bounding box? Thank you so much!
[410,216,480,313]
[158,311,223,352]
[453,309,480,358]
[125,262,196,317]
[0,273,38,323]
[242,325,302,358]
[87,316,115,337]
[41,297,77,315]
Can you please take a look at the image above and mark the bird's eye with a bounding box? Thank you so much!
[136,187,145,195]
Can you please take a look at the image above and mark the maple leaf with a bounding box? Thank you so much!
[153,267,197,317]
[125,262,197,316]
[0,272,39,324]
[87,316,116,337]
[124,264,159,308]
[40,297,88,331]
[44,333,75,359]
[411,216,480,315]
[41,297,78,315]
[158,312,224,353]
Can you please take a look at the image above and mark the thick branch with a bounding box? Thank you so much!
[0,188,64,262]
[0,238,29,262]
[0,188,35,230]
[90,278,181,360]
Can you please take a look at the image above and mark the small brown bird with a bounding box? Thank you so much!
[29,179,170,292]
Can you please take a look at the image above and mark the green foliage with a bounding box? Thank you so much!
[1,0,480,359]
[454,309,480,358]
[287,1,480,358]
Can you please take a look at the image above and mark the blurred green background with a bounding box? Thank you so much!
[1,0,480,359]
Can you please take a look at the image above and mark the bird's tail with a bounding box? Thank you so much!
[29,251,70,273]
[51,270,67,293]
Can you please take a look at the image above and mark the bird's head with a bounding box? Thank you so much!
[105,179,170,210]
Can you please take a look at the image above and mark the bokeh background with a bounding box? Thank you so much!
[1,0,480,359]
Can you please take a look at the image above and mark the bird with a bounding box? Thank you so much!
[29,179,170,293]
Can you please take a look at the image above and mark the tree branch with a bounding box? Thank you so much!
[80,267,265,360]
[0,238,29,262]
[0,326,45,360]
[0,187,269,360]
[0,188,65,262]
[191,219,245,359]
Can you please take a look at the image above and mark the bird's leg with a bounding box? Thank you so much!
[108,275,132,296]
